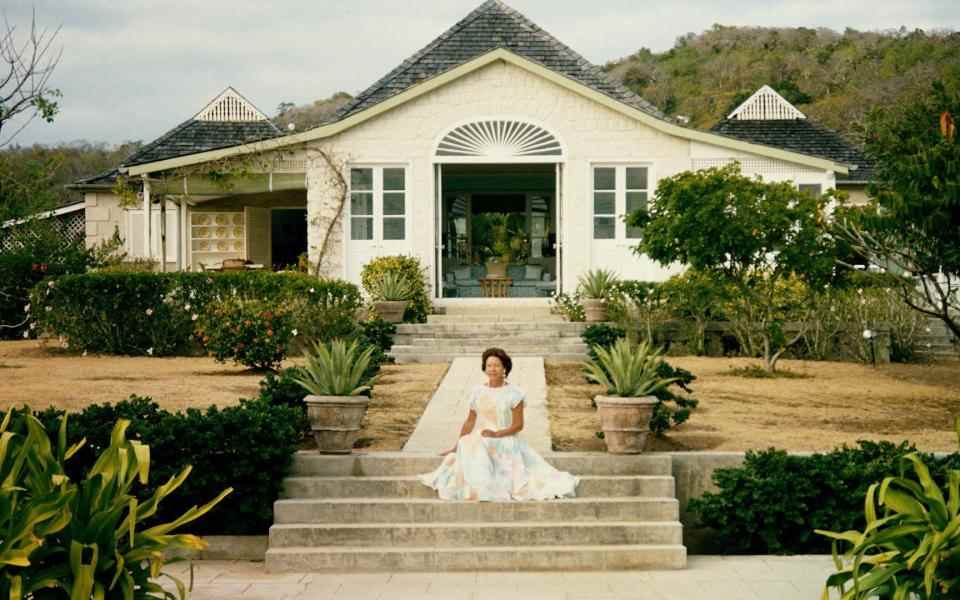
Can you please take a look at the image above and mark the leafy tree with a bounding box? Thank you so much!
[629,163,838,372]
[837,81,960,342]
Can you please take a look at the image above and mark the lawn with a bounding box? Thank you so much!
[547,356,960,452]
[0,340,448,450]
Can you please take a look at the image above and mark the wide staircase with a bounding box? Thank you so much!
[266,452,686,572]
[390,302,589,363]
[916,317,959,361]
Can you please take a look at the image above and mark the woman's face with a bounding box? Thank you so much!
[484,355,506,383]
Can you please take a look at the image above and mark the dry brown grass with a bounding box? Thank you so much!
[0,342,448,454]
[547,356,960,452]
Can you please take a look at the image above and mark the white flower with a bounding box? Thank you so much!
[45,306,52,312]
[146,347,154,356]
[24,303,30,313]
[184,303,191,311]
[191,314,199,321]
[82,351,88,357]
[145,308,154,316]
[925,327,931,333]
[22,331,29,339]
[62,342,69,349]
[292,328,299,337]
[47,281,55,288]
[29,322,36,330]
[309,288,315,294]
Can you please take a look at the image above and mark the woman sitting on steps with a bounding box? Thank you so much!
[418,347,580,501]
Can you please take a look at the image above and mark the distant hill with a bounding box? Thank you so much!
[603,25,960,143]
[272,92,353,132]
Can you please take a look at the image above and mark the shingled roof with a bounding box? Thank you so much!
[121,119,281,168]
[332,0,666,123]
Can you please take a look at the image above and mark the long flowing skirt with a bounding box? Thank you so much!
[418,432,579,501]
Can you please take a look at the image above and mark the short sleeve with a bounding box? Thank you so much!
[468,386,480,412]
[511,386,526,409]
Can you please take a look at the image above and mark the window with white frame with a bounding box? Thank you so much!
[350,167,406,241]
[798,183,822,198]
[592,165,651,240]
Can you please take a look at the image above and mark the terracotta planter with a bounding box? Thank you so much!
[583,298,607,322]
[304,395,369,454]
[485,261,508,278]
[594,395,658,454]
[373,300,406,323]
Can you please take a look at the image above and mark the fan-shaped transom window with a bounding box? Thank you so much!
[437,120,562,158]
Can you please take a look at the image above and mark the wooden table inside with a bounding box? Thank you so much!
[479,276,512,298]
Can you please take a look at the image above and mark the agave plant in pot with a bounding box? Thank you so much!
[370,271,415,323]
[293,339,379,453]
[578,269,620,322]
[584,338,678,453]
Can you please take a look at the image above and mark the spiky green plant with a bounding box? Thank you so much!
[0,409,232,600]
[816,417,960,600]
[577,269,620,299]
[370,271,416,302]
[293,339,379,396]
[583,338,678,397]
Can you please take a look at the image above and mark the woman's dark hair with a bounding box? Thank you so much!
[481,347,512,376]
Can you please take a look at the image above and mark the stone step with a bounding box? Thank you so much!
[408,330,575,339]
[282,475,675,499]
[290,452,673,477]
[273,497,679,524]
[265,543,686,572]
[409,336,583,345]
[393,343,588,354]
[397,322,587,334]
[390,352,588,364]
[269,520,683,548]
[428,314,562,324]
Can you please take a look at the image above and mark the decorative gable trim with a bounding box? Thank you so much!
[126,50,847,176]
[194,87,269,122]
[727,85,806,121]
[437,119,563,159]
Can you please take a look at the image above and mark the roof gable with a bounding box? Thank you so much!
[333,0,664,123]
[728,85,806,121]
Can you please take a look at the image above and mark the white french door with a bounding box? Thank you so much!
[346,165,411,282]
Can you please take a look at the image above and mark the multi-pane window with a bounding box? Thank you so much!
[593,167,616,239]
[798,183,822,198]
[592,165,651,240]
[350,167,406,241]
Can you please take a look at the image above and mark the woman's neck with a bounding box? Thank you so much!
[486,379,506,388]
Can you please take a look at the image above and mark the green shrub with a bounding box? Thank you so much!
[687,441,960,554]
[258,366,310,409]
[0,408,230,599]
[582,324,626,364]
[550,292,585,322]
[29,271,361,356]
[361,256,431,323]
[659,270,728,355]
[196,297,295,370]
[357,318,396,382]
[28,395,306,536]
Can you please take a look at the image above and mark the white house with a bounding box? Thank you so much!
[73,0,866,300]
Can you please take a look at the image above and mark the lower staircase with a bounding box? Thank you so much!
[390,302,589,363]
[266,452,686,572]
[916,318,959,361]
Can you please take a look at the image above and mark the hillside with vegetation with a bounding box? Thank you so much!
[604,25,960,142]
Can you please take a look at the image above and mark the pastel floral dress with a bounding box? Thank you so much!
[419,383,580,501]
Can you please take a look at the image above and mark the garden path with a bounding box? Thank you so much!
[402,357,551,454]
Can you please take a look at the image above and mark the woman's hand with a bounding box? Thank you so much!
[440,446,457,456]
[480,429,500,438]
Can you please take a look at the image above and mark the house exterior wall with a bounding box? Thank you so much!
[305,60,840,294]
[84,192,126,249]
[838,185,870,207]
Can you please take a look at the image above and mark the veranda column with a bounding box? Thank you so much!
[142,175,152,262]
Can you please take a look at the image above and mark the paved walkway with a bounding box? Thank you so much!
[403,357,551,454]
[168,556,840,599]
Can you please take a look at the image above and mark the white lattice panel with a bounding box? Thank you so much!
[728,85,806,120]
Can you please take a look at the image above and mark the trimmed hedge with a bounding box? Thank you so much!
[30,271,361,356]
[26,395,306,536]
[688,442,960,554]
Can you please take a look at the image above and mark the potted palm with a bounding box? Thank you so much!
[584,338,678,453]
[578,269,619,322]
[369,271,415,323]
[293,339,380,454]
[484,212,512,278]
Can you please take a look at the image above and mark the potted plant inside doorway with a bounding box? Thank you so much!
[584,338,678,454]
[483,212,513,278]
[293,339,380,454]
[578,268,619,322]
[369,271,415,323]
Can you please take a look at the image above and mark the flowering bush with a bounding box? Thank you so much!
[29,272,361,356]
[550,291,585,322]
[196,297,295,370]
[360,255,431,323]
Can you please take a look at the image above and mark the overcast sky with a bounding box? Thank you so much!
[4,0,958,147]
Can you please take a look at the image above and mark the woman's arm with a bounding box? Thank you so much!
[481,402,524,438]
[440,409,477,455]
